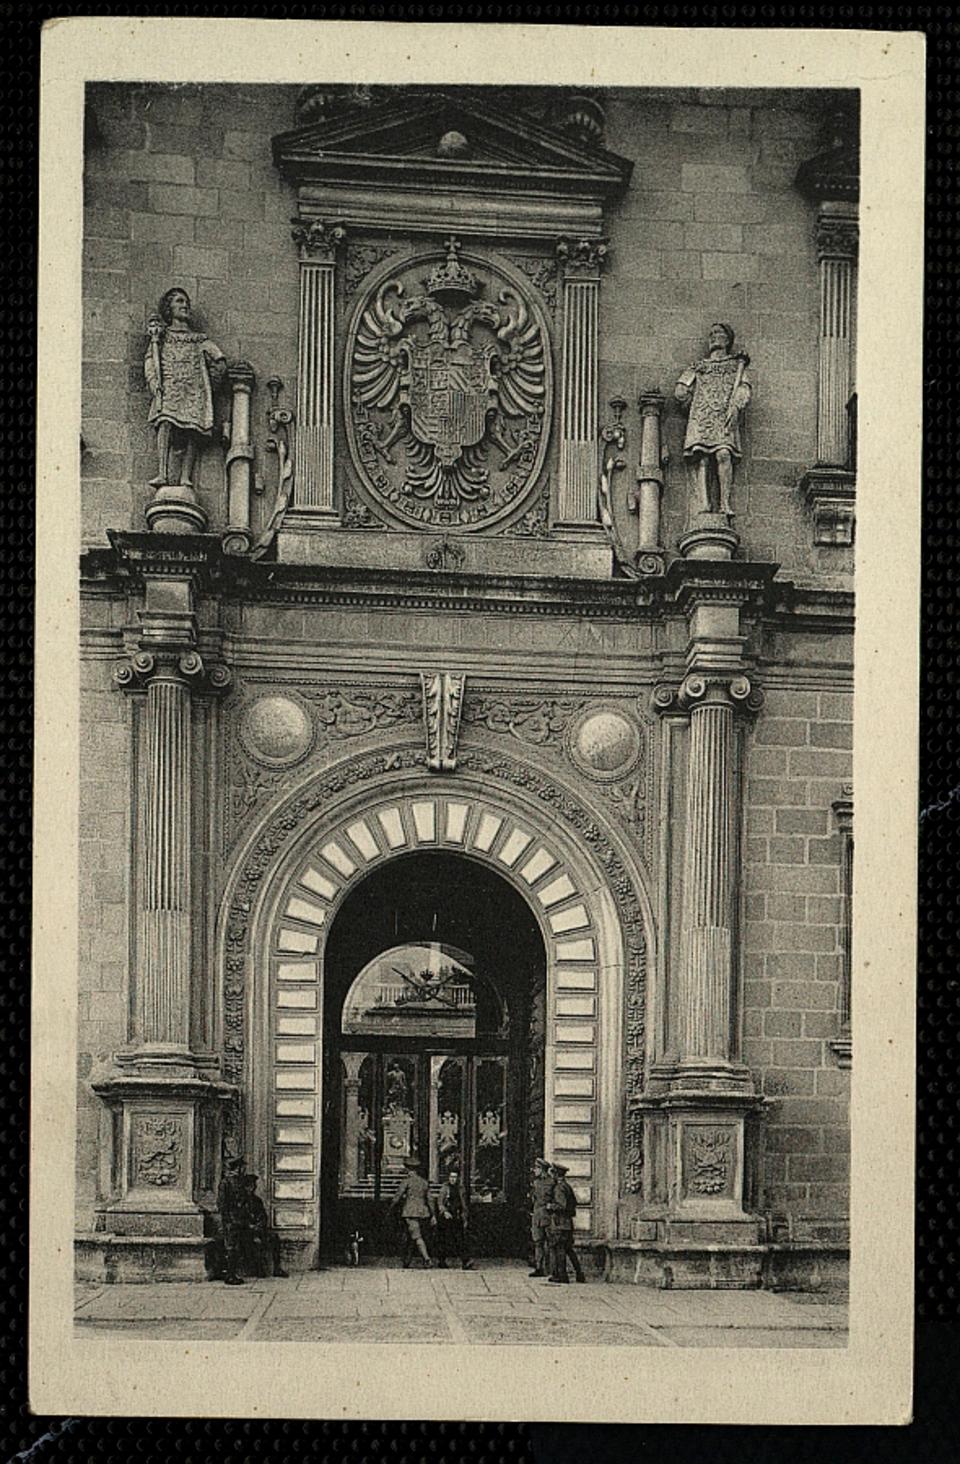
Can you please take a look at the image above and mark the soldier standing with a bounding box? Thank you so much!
[546,1163,585,1285]
[436,1166,473,1270]
[216,1156,247,1287]
[390,1156,437,1268]
[528,1157,555,1278]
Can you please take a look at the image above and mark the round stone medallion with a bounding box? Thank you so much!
[567,706,641,783]
[240,693,314,769]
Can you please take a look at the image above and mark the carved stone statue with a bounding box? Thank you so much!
[145,287,226,488]
[674,324,751,518]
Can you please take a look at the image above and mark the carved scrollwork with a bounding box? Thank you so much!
[113,651,232,697]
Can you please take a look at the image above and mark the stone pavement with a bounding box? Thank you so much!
[75,1261,847,1347]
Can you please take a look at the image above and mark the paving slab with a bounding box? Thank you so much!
[76,1318,247,1341]
[255,1316,452,1343]
[72,1261,848,1346]
[663,1326,846,1349]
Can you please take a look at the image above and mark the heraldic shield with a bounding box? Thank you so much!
[406,343,496,469]
[347,239,550,530]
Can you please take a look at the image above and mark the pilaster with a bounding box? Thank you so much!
[290,218,346,522]
[555,237,606,527]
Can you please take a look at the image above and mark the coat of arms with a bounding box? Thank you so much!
[347,238,550,530]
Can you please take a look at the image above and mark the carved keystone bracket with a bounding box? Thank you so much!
[114,651,233,698]
[421,671,466,773]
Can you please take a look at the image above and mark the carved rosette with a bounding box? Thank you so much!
[343,243,552,532]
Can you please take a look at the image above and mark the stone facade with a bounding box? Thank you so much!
[78,82,855,1288]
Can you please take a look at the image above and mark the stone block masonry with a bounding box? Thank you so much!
[82,82,301,545]
[741,687,852,1240]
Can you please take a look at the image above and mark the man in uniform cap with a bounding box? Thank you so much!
[216,1156,247,1286]
[528,1157,555,1278]
[389,1156,437,1268]
[546,1163,585,1285]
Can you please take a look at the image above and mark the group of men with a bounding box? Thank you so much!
[529,1157,585,1285]
[391,1153,584,1284]
[215,1157,289,1286]
[390,1156,474,1269]
[213,1152,585,1284]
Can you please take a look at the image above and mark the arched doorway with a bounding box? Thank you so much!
[230,778,641,1269]
[321,851,545,1260]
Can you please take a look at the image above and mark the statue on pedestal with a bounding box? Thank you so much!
[674,323,751,519]
[145,287,226,488]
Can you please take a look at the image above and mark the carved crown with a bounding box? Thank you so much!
[424,236,480,301]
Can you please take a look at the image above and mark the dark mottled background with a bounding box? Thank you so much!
[6,7,956,1463]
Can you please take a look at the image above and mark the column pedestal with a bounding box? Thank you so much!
[82,615,235,1282]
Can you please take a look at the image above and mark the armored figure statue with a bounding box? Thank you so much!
[674,323,752,519]
[145,287,226,488]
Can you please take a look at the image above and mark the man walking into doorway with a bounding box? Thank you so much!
[529,1157,554,1277]
[546,1163,585,1285]
[390,1156,437,1268]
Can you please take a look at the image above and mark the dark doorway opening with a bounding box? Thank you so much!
[321,850,546,1263]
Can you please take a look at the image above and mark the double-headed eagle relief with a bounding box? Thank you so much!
[347,238,551,531]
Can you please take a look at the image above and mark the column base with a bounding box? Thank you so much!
[678,516,739,561]
[603,1239,765,1290]
[145,485,208,535]
[76,1233,214,1284]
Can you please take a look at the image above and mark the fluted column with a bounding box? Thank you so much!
[816,208,858,467]
[555,237,606,525]
[678,688,735,1061]
[291,219,346,518]
[653,670,762,1091]
[138,661,193,1049]
[113,645,232,1063]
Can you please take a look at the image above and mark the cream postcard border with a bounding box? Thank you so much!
[32,18,923,1425]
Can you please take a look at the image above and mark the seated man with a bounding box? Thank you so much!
[241,1173,289,1278]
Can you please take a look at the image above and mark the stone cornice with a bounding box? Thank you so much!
[82,534,854,630]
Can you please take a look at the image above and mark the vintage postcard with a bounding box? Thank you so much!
[31,18,922,1423]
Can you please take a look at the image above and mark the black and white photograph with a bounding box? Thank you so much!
[31,19,922,1425]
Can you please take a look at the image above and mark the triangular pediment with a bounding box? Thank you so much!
[273,89,633,200]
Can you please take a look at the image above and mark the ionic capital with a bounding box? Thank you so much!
[292,217,347,263]
[114,650,233,698]
[652,672,764,718]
